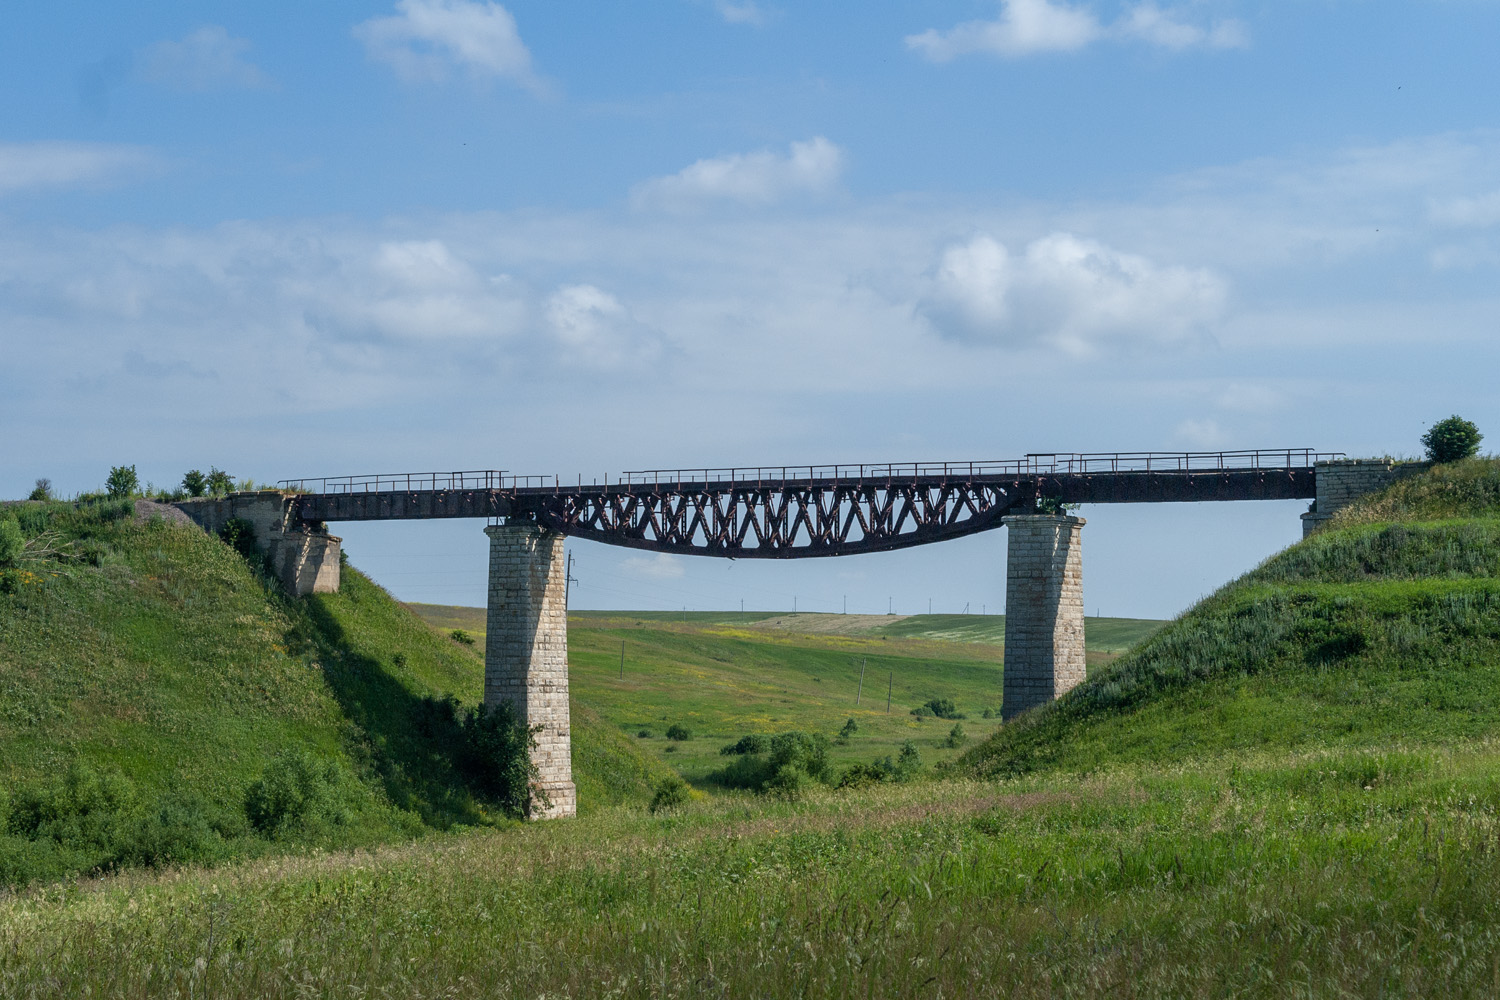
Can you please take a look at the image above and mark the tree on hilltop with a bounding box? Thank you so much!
[1422,416,1483,464]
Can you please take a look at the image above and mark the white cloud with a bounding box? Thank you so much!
[139,26,270,91]
[545,284,660,369]
[907,0,1248,61]
[353,0,543,92]
[1174,417,1228,448]
[716,1,766,26]
[1116,4,1248,50]
[631,136,843,210]
[620,553,686,580]
[1429,190,1500,228]
[0,142,155,197]
[906,0,1100,60]
[920,232,1227,355]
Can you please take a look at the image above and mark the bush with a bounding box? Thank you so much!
[665,723,692,741]
[105,465,139,499]
[836,762,889,789]
[637,729,652,738]
[449,628,475,645]
[27,478,51,502]
[181,469,208,497]
[244,750,356,837]
[913,697,964,720]
[219,518,259,560]
[719,733,769,755]
[649,774,690,813]
[2,764,236,883]
[895,740,922,777]
[710,731,831,796]
[835,717,859,744]
[1422,416,1483,464]
[0,519,23,567]
[944,723,968,748]
[457,701,541,819]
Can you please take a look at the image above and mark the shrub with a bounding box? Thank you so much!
[2,764,235,883]
[449,628,475,645]
[835,717,859,744]
[637,729,652,738]
[219,518,258,560]
[896,740,922,775]
[105,465,139,499]
[1422,416,1483,464]
[913,697,964,720]
[944,723,968,748]
[206,467,234,496]
[981,708,995,719]
[649,775,690,813]
[665,723,692,741]
[711,731,832,795]
[244,750,355,837]
[457,702,541,819]
[0,519,23,567]
[27,478,51,501]
[181,469,207,497]
[719,733,769,755]
[836,762,889,789]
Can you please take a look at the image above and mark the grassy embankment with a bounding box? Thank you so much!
[9,461,1500,996]
[0,500,670,885]
[408,604,1164,782]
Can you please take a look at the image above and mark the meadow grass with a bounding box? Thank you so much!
[405,606,1165,783]
[4,744,1500,998]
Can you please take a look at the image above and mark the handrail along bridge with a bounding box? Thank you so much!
[281,448,1340,559]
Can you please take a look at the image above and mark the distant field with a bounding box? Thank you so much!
[404,605,1168,784]
[406,605,1166,653]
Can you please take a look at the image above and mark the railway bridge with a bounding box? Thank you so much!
[181,449,1421,818]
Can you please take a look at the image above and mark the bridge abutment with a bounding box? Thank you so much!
[484,522,576,819]
[1001,514,1087,721]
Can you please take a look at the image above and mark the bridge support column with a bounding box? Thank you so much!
[484,522,576,819]
[1001,514,1086,721]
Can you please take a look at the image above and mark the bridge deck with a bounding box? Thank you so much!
[281,450,1336,558]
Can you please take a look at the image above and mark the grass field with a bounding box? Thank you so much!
[406,605,1167,782]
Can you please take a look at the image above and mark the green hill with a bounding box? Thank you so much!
[0,499,670,885]
[961,457,1500,778]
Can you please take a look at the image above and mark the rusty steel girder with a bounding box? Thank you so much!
[526,478,1034,558]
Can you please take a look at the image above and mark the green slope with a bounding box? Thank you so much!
[962,458,1500,778]
[0,499,669,885]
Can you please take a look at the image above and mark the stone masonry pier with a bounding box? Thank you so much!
[484,522,576,819]
[1001,515,1086,721]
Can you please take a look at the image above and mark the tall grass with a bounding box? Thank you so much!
[4,749,1500,997]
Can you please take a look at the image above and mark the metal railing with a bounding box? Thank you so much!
[280,450,1343,496]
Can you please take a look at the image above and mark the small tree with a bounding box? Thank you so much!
[1422,416,1482,464]
[206,467,234,496]
[181,469,208,497]
[27,478,52,502]
[105,465,139,499]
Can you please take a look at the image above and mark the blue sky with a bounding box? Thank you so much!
[4,0,1499,617]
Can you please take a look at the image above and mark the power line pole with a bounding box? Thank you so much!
[886,670,893,714]
[619,640,625,680]
[565,550,579,610]
[856,657,866,705]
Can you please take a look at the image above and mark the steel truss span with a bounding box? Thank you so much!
[282,450,1337,559]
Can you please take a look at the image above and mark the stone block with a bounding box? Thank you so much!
[1001,515,1086,721]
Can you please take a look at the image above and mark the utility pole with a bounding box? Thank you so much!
[619,640,625,680]
[740,598,744,613]
[856,657,866,705]
[565,551,579,610]
[928,598,932,615]
[886,670,893,714]
[793,595,797,613]
[843,594,846,615]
